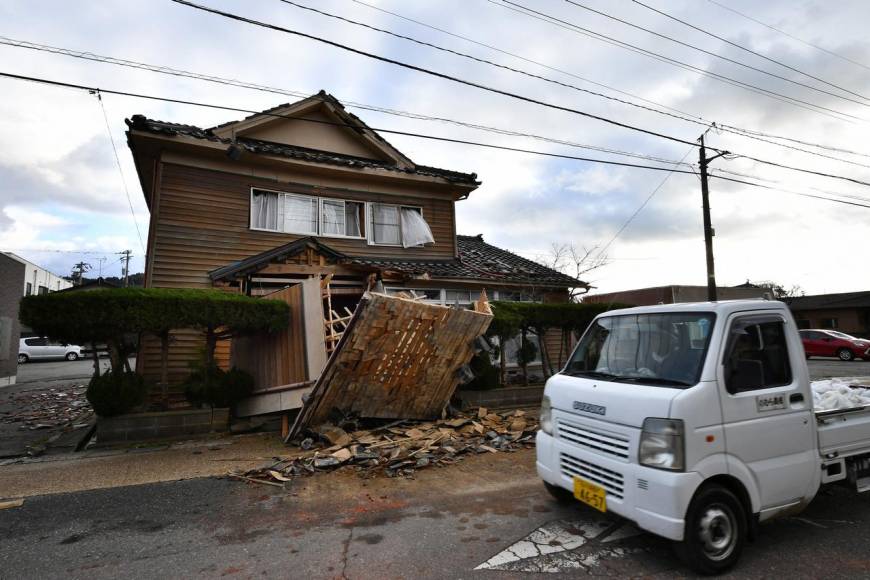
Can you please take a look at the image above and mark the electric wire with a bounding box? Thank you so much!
[95,91,146,254]
[166,0,870,188]
[632,0,869,100]
[489,0,863,123]
[564,0,870,108]
[6,34,870,170]
[168,0,706,148]
[4,71,869,210]
[707,0,870,74]
[346,0,707,123]
[0,70,700,174]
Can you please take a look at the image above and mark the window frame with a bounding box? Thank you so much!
[366,202,426,247]
[249,187,366,240]
[722,314,793,395]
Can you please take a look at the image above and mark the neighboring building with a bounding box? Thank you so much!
[584,284,769,306]
[0,253,72,386]
[786,291,870,337]
[126,91,585,387]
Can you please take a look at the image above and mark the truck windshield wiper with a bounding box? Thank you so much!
[614,377,693,387]
[563,370,619,380]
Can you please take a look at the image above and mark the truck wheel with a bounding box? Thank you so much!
[675,484,746,575]
[543,482,574,504]
[837,348,854,361]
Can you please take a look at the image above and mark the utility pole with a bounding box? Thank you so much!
[698,131,728,302]
[120,250,132,287]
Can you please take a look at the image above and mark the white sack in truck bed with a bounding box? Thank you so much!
[812,378,870,411]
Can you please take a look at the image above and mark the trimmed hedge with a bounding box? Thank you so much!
[19,288,290,344]
[488,300,632,337]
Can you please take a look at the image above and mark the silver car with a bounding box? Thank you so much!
[18,337,83,363]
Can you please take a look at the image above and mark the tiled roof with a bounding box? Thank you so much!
[125,95,480,186]
[350,235,586,288]
[786,291,870,311]
[209,235,585,288]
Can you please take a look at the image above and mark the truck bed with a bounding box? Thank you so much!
[816,404,870,459]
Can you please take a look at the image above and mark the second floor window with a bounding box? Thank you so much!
[370,203,435,247]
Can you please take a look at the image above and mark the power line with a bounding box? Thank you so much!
[489,0,863,123]
[169,0,705,148]
[0,35,692,167]
[564,0,870,108]
[706,0,870,74]
[346,0,708,123]
[279,0,705,128]
[0,70,699,174]
[95,91,146,254]
[166,1,870,189]
[6,34,870,171]
[632,0,869,101]
[345,1,870,158]
[4,69,869,211]
[596,146,697,259]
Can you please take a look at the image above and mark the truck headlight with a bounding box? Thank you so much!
[540,395,553,435]
[638,418,685,471]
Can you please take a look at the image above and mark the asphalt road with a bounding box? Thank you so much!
[807,357,870,380]
[15,357,135,385]
[2,448,870,579]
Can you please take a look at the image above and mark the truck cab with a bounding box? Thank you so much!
[536,299,825,574]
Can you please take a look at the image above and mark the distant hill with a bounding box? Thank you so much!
[65,273,145,288]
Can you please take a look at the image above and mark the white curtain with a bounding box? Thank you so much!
[372,204,400,244]
[251,191,279,230]
[284,195,318,234]
[322,200,344,235]
[345,202,362,237]
[401,207,435,247]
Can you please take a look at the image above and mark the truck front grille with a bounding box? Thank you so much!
[557,420,630,461]
[560,452,625,499]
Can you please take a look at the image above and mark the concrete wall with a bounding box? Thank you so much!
[0,254,25,386]
[1,252,72,296]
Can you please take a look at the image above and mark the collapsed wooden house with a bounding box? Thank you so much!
[125,91,587,414]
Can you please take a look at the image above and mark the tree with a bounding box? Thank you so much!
[744,280,805,300]
[539,243,610,301]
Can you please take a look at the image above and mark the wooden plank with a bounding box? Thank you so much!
[289,292,492,438]
[259,264,336,275]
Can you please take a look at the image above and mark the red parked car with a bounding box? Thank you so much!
[799,329,870,361]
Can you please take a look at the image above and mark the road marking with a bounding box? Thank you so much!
[475,518,645,573]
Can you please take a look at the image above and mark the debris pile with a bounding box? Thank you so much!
[233,407,537,484]
[813,378,870,411]
[0,384,91,430]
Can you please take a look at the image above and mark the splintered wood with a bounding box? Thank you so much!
[290,292,493,438]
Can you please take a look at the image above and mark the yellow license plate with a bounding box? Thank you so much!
[573,476,607,512]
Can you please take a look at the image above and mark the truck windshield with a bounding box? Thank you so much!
[563,312,716,388]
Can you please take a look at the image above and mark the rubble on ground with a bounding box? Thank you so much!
[0,384,92,430]
[232,407,537,484]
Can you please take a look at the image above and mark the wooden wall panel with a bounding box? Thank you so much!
[140,162,457,386]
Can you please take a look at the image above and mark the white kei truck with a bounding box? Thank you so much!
[536,299,870,574]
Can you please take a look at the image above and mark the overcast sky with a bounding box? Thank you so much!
[1,0,869,294]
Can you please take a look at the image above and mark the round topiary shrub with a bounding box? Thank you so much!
[86,370,147,417]
[184,365,254,409]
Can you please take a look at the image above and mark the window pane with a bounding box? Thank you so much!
[446,290,472,303]
[251,190,279,230]
[372,204,400,244]
[725,320,791,393]
[322,199,345,235]
[284,194,318,234]
[345,202,363,237]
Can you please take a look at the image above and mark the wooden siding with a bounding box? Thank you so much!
[140,162,458,384]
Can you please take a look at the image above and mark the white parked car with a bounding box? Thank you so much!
[18,337,83,363]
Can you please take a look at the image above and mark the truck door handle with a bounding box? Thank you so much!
[790,393,804,404]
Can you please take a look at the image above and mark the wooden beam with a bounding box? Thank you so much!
[259,264,336,275]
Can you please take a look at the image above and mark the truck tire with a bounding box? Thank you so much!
[543,481,575,504]
[675,484,746,575]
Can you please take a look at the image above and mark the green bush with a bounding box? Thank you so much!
[183,365,255,409]
[87,370,147,417]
